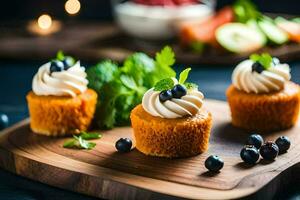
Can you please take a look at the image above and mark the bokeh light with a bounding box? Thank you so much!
[65,0,81,15]
[37,14,52,30]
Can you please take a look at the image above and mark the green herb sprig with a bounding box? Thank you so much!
[153,67,198,92]
[250,53,273,70]
[53,50,75,65]
[63,132,102,150]
[87,46,176,129]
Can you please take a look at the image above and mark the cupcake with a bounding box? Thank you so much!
[26,52,97,136]
[130,68,212,158]
[226,53,300,132]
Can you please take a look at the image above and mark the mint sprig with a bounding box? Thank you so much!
[54,50,76,66]
[63,132,102,150]
[80,131,102,140]
[153,68,199,92]
[250,53,273,70]
[153,78,175,91]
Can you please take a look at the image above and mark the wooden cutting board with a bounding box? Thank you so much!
[0,99,299,200]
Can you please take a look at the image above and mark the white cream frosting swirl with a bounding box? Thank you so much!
[232,59,291,94]
[142,86,204,119]
[32,61,88,97]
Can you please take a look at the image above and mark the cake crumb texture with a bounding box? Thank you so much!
[226,81,300,132]
[130,104,212,158]
[26,89,97,136]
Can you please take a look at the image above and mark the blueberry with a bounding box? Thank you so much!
[246,134,264,149]
[260,141,279,161]
[275,136,291,154]
[171,84,187,99]
[0,113,9,130]
[50,60,64,73]
[205,155,224,172]
[159,90,172,102]
[240,145,260,165]
[252,62,264,73]
[63,56,74,70]
[115,138,132,153]
[272,57,280,66]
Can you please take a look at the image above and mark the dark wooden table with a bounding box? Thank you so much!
[1,60,300,199]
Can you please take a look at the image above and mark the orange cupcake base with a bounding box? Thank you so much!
[226,82,300,132]
[26,89,97,137]
[130,104,212,158]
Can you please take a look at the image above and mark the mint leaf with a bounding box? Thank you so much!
[80,132,102,140]
[179,68,191,84]
[155,46,175,69]
[154,78,175,91]
[184,82,198,91]
[63,139,77,148]
[86,142,96,149]
[250,53,272,70]
[249,53,260,61]
[77,136,96,150]
[56,50,65,61]
[260,53,273,68]
[63,134,99,150]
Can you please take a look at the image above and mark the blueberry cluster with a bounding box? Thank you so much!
[240,134,291,165]
[159,84,187,102]
[50,57,74,74]
[204,134,291,172]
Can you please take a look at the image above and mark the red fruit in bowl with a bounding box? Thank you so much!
[172,0,198,5]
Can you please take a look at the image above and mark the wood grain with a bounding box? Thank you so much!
[1,20,300,65]
[0,99,300,200]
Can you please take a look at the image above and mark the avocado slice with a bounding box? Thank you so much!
[258,17,288,45]
[216,23,266,53]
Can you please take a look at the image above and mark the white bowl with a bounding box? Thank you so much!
[113,1,214,40]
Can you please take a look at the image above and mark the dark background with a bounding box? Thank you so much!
[0,0,299,23]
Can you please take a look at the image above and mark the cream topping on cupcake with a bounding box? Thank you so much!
[232,58,290,94]
[142,88,204,118]
[32,61,88,97]
[142,69,204,119]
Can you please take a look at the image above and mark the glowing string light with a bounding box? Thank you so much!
[38,14,52,30]
[65,0,81,15]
